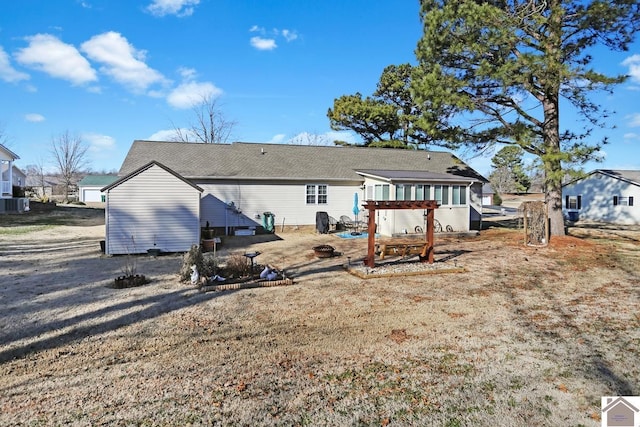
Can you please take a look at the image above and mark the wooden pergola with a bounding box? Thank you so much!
[363,200,439,267]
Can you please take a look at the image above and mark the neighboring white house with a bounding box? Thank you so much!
[101,161,203,255]
[0,145,30,213]
[562,169,640,225]
[78,175,118,202]
[1,144,19,199]
[12,165,26,189]
[105,141,488,254]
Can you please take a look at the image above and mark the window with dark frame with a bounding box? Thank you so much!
[566,195,582,210]
[613,196,634,206]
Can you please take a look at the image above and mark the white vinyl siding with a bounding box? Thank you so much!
[105,164,201,254]
[198,180,358,233]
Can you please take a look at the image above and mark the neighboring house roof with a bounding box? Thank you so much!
[120,141,488,183]
[24,175,59,187]
[564,169,640,188]
[0,144,19,160]
[78,175,118,187]
[482,183,494,194]
[103,160,204,192]
[12,165,26,177]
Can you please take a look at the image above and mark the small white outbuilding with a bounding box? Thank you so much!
[102,161,203,255]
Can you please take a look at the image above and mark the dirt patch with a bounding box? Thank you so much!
[1,208,639,425]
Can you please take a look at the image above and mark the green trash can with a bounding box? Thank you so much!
[262,212,275,233]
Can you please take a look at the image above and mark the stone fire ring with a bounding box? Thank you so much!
[312,244,335,258]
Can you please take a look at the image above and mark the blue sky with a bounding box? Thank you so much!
[0,0,639,177]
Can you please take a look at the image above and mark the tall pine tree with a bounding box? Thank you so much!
[412,0,639,236]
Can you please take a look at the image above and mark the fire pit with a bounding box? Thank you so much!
[312,244,335,258]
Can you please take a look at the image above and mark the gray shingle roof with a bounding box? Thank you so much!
[119,140,488,183]
[598,169,640,186]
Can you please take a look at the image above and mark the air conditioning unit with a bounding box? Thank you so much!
[0,198,30,213]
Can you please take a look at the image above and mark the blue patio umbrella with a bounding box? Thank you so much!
[352,192,360,233]
[353,192,360,216]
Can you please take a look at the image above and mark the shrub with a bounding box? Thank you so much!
[224,253,251,278]
[180,245,204,283]
[493,193,503,206]
[201,253,220,277]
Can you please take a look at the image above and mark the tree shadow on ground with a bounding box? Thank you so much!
[0,286,230,364]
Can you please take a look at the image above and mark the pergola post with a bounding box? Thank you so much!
[365,206,377,267]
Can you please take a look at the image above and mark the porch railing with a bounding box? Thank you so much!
[1,181,11,196]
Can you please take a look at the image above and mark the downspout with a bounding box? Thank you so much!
[104,190,110,255]
[469,181,478,231]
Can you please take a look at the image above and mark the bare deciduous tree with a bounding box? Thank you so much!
[25,158,48,200]
[288,132,331,146]
[489,166,518,195]
[50,131,89,202]
[171,95,237,143]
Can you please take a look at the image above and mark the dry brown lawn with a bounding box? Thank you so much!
[1,205,639,426]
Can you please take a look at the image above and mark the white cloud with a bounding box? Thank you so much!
[265,134,286,144]
[15,34,97,85]
[281,29,298,42]
[622,54,640,84]
[146,0,200,17]
[248,27,299,51]
[628,113,640,127]
[250,36,277,51]
[178,67,197,80]
[623,132,639,140]
[83,132,116,153]
[81,31,166,93]
[0,46,29,83]
[167,80,222,109]
[24,113,45,122]
[148,129,181,141]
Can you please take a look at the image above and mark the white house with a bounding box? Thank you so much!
[562,169,639,225]
[78,175,118,202]
[12,165,26,189]
[0,144,29,213]
[0,144,19,199]
[105,141,488,254]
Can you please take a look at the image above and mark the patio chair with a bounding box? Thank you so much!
[339,215,357,230]
[328,216,338,231]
